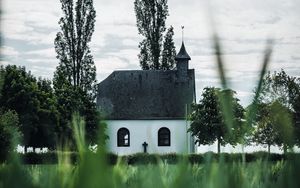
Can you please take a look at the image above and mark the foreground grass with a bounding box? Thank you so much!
[1,153,300,188]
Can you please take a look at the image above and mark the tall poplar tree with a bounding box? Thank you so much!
[161,26,176,70]
[53,0,99,144]
[134,0,176,70]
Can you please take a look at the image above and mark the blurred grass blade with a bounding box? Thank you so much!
[72,113,86,156]
[246,40,273,127]
[213,34,228,89]
[212,33,234,133]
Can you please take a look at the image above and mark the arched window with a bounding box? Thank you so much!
[117,128,130,147]
[158,127,170,146]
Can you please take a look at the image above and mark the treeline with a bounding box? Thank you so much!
[190,70,300,153]
[0,65,58,153]
[0,65,101,158]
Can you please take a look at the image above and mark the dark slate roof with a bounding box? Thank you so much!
[175,42,191,61]
[97,69,195,120]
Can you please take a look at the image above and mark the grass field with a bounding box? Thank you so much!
[1,155,299,188]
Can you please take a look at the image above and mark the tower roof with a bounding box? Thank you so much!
[175,42,191,61]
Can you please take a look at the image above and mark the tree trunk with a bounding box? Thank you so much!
[24,146,28,153]
[283,144,287,154]
[217,139,221,154]
[268,144,270,154]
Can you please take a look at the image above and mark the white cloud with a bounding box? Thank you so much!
[0,61,10,66]
[25,48,56,59]
[0,46,19,57]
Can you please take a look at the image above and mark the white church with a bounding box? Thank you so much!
[97,42,196,155]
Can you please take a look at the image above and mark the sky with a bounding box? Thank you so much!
[1,0,300,106]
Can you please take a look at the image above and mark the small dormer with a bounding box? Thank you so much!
[175,42,191,79]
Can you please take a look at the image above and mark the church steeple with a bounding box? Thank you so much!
[175,26,191,61]
[175,42,191,61]
[175,32,191,80]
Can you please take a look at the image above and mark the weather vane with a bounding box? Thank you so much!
[181,25,184,42]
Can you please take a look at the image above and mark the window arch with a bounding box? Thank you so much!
[158,127,170,146]
[117,128,130,147]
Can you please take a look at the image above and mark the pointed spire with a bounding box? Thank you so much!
[181,25,184,42]
[175,42,191,61]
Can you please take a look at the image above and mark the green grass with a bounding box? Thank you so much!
[1,158,299,188]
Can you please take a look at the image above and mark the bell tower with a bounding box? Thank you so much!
[175,26,191,79]
[175,42,191,79]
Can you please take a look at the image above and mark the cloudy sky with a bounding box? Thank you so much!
[1,0,300,106]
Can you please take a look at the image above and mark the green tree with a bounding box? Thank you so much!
[161,26,176,70]
[0,65,39,152]
[54,0,100,145]
[0,110,20,162]
[253,101,294,153]
[260,70,298,110]
[35,78,59,150]
[0,65,58,151]
[0,66,4,99]
[252,103,278,153]
[189,87,244,153]
[134,0,176,70]
[256,70,300,152]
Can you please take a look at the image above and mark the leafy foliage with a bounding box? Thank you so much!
[253,70,300,151]
[259,70,299,110]
[35,78,59,149]
[53,0,100,145]
[0,110,20,162]
[189,87,245,153]
[134,0,176,70]
[161,26,176,70]
[0,65,58,150]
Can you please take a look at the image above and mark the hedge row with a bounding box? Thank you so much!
[17,152,299,165]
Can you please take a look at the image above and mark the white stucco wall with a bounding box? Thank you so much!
[105,120,195,155]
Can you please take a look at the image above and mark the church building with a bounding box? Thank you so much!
[97,42,196,155]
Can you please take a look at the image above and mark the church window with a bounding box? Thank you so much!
[117,128,130,147]
[158,127,170,146]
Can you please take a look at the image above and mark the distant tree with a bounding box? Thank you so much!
[0,66,4,99]
[34,78,59,150]
[0,110,20,162]
[0,71,21,161]
[53,0,100,145]
[253,101,294,153]
[161,26,176,70]
[0,65,58,151]
[294,84,300,146]
[256,70,300,152]
[134,0,176,70]
[259,70,298,110]
[189,87,244,153]
[0,65,39,152]
[252,103,278,153]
